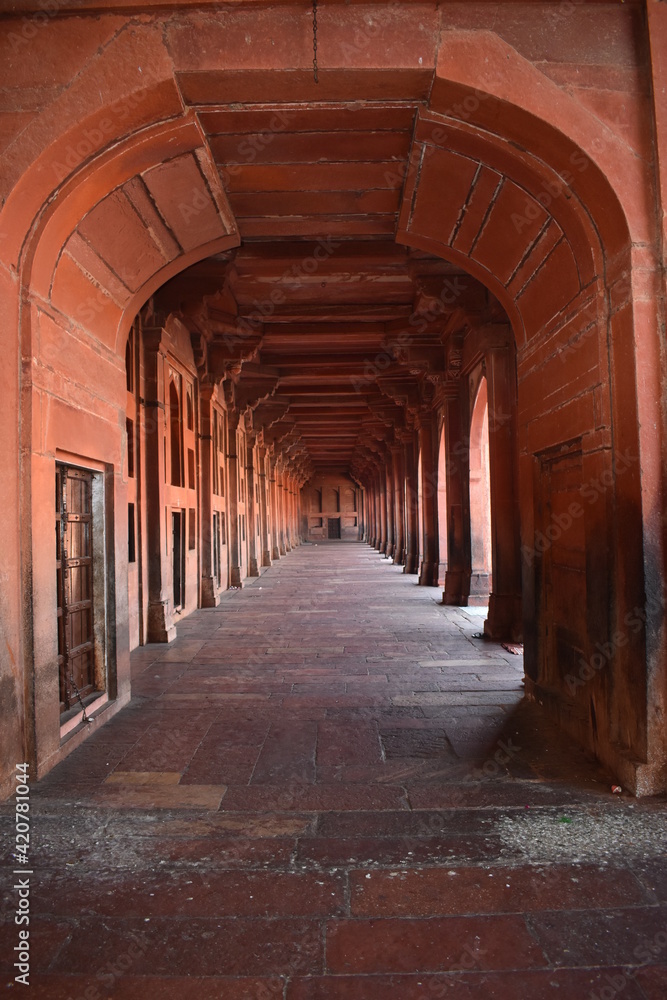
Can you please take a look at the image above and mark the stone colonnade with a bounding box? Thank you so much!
[126,311,308,649]
[358,326,522,643]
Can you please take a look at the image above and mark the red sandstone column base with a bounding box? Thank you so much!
[262,550,272,567]
[147,601,177,643]
[419,561,439,586]
[200,576,220,608]
[484,593,523,642]
[404,555,418,574]
[230,566,243,588]
[442,570,470,606]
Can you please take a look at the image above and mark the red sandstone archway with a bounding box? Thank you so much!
[0,16,663,796]
[392,38,662,794]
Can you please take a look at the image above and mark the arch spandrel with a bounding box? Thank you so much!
[431,29,652,254]
[19,118,240,356]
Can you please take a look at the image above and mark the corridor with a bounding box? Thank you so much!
[3,542,666,998]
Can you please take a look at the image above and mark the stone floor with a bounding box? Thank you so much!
[2,541,666,998]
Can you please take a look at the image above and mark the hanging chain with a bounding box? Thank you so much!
[68,673,91,724]
[312,0,319,84]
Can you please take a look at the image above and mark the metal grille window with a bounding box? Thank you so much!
[56,464,97,714]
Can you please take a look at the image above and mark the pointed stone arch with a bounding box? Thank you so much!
[396,37,660,793]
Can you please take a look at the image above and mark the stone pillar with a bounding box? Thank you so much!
[284,477,293,550]
[404,435,419,574]
[143,328,176,641]
[294,484,302,544]
[226,410,243,588]
[269,455,280,561]
[374,472,382,550]
[385,462,395,559]
[371,477,379,547]
[284,478,292,551]
[419,411,439,586]
[199,385,218,607]
[442,392,471,605]
[258,446,272,567]
[292,482,299,545]
[379,468,388,553]
[392,445,405,566]
[245,431,259,577]
[360,487,366,541]
[277,465,287,555]
[484,345,522,640]
[367,481,374,545]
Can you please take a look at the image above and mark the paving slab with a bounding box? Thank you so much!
[4,541,666,996]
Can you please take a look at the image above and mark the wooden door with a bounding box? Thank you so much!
[56,464,96,714]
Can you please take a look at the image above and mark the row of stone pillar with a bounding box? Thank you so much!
[363,419,438,586]
[361,344,523,641]
[146,385,303,640]
[226,417,303,587]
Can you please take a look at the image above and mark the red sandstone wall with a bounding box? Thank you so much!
[303,475,362,541]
